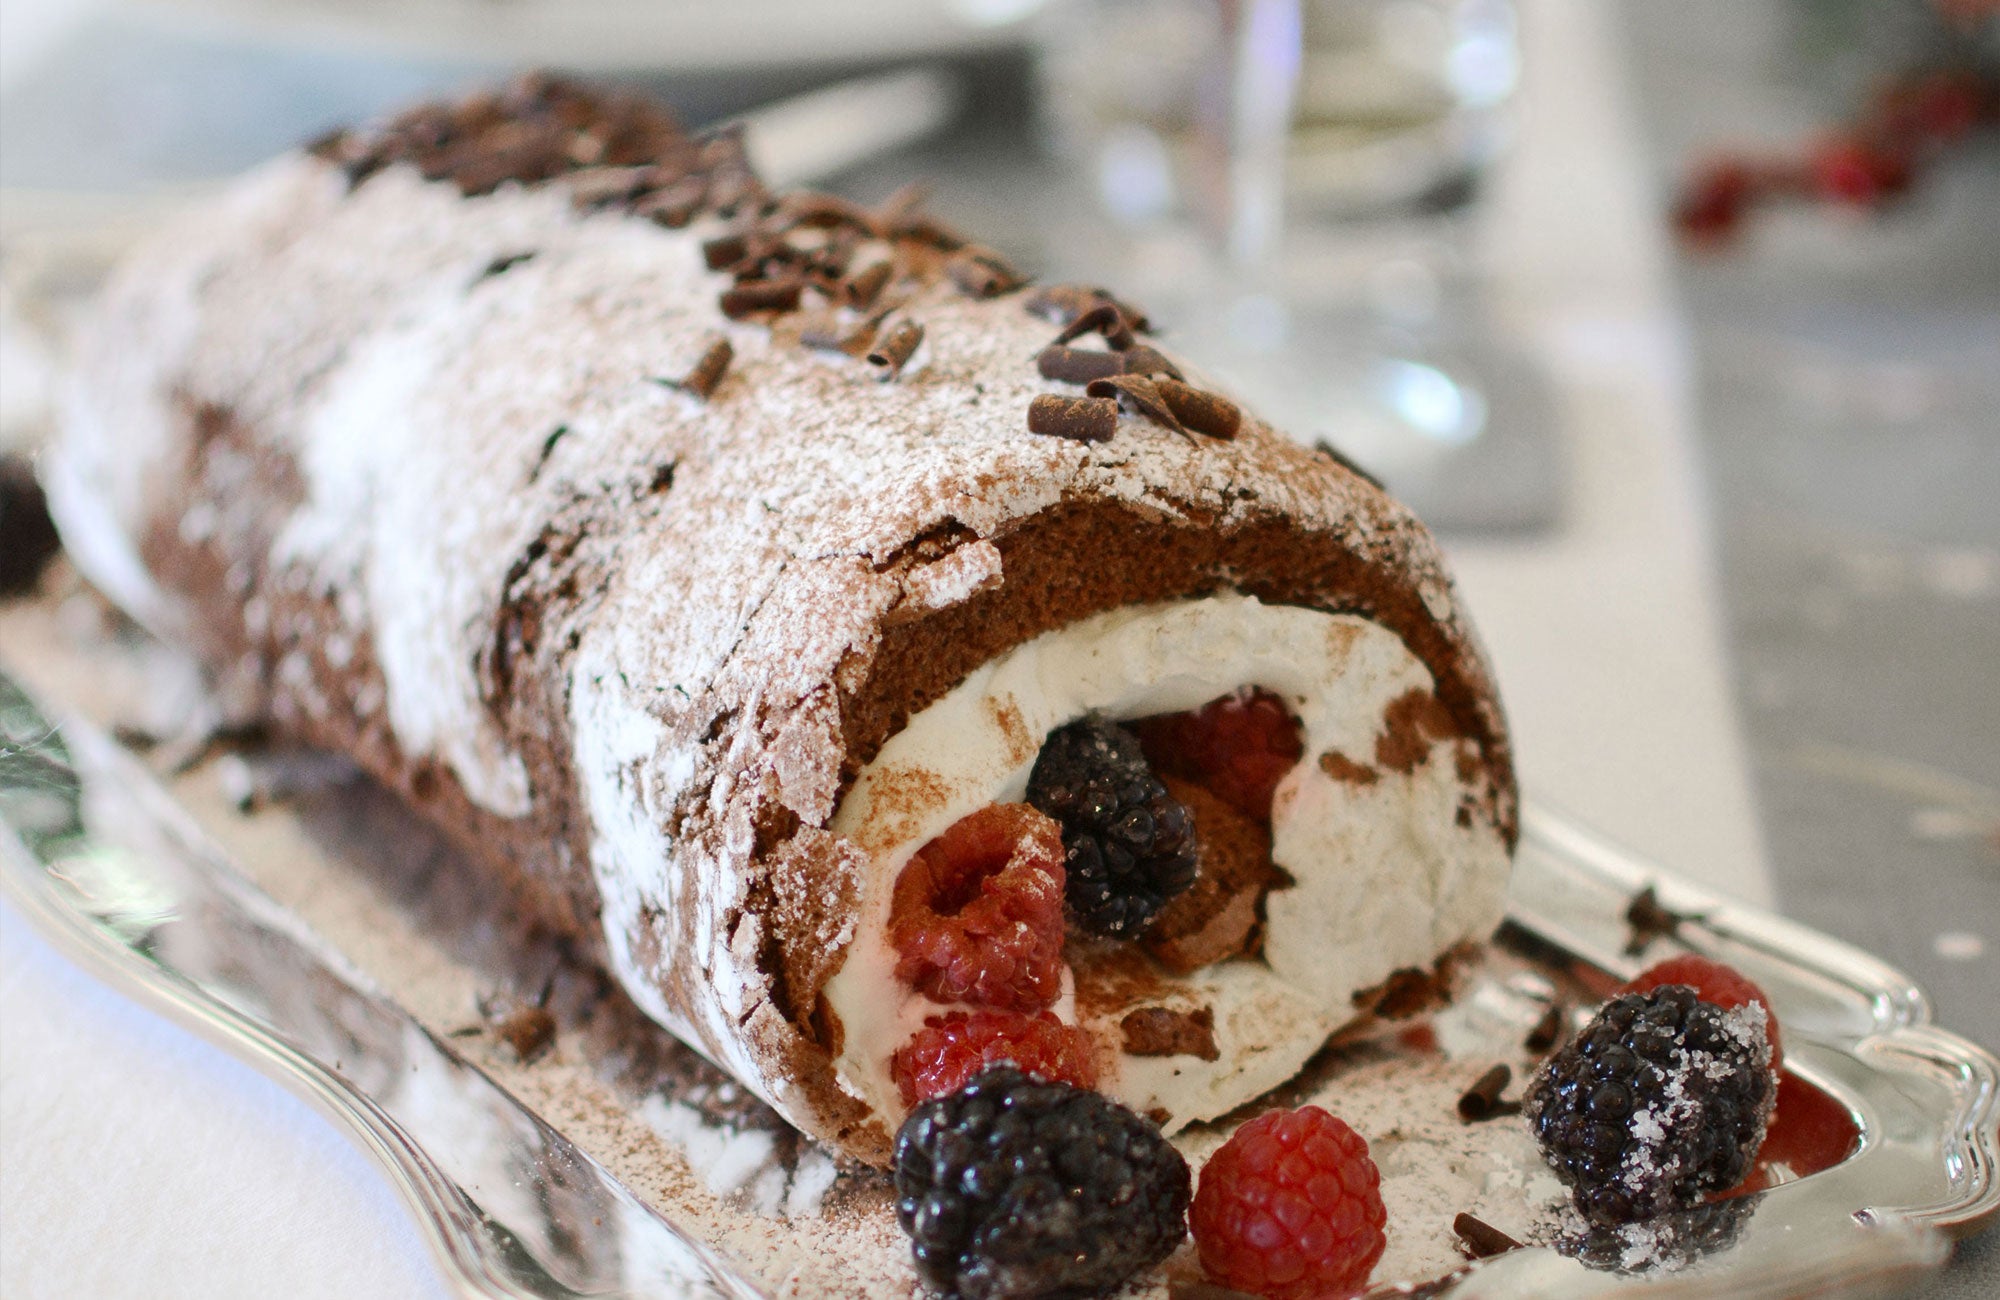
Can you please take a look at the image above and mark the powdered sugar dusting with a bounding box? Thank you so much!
[49,137,1512,1158]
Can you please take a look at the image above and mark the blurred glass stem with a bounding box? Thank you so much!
[1198,0,1304,268]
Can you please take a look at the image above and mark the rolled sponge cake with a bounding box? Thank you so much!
[46,77,1516,1164]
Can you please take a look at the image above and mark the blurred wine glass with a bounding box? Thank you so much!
[1037,0,1560,532]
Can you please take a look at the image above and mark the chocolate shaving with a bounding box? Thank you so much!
[1085,375,1185,435]
[804,226,860,279]
[1355,964,1450,1018]
[1054,302,1136,351]
[495,1005,556,1063]
[655,336,733,399]
[945,245,1026,299]
[1025,283,1150,333]
[1623,884,1707,956]
[564,165,653,209]
[798,314,878,358]
[1525,1002,1566,1053]
[1452,1212,1524,1259]
[718,276,802,319]
[631,176,706,228]
[479,989,557,1064]
[1119,344,1183,380]
[328,74,691,197]
[871,181,931,234]
[841,260,893,309]
[866,319,924,379]
[1119,1006,1220,1060]
[1027,394,1118,443]
[474,250,538,282]
[1456,1063,1518,1122]
[1036,345,1126,384]
[701,232,749,270]
[1313,438,1385,489]
[777,190,874,230]
[1153,377,1242,439]
[885,213,967,251]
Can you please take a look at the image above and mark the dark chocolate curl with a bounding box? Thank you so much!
[718,277,802,319]
[631,176,706,228]
[1036,345,1126,384]
[1456,1063,1517,1122]
[1024,283,1150,333]
[657,336,733,400]
[1453,1213,1524,1259]
[867,319,924,379]
[1084,375,1186,435]
[842,261,893,309]
[1153,377,1241,440]
[799,314,878,358]
[1053,302,1136,350]
[944,245,1026,299]
[1120,344,1183,380]
[870,180,931,236]
[777,190,874,230]
[1526,1002,1566,1053]
[565,165,653,209]
[1027,394,1119,443]
[701,232,749,270]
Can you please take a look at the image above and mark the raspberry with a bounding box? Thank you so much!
[1135,687,1305,824]
[1810,137,1911,205]
[1527,986,1776,1227]
[1672,158,1756,247]
[1026,718,1198,938]
[889,804,1066,1012]
[895,1066,1190,1299]
[1189,1106,1387,1299]
[1618,954,1783,1072]
[891,1010,1099,1106]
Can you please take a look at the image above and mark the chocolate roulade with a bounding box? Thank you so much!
[46,77,1516,1165]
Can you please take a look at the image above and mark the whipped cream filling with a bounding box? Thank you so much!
[824,593,1509,1131]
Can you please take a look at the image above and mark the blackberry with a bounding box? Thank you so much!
[1026,718,1197,937]
[1557,1194,1759,1274]
[894,1065,1191,1299]
[1527,986,1775,1227]
[0,455,61,598]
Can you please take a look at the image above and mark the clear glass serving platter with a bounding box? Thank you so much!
[1,626,1994,1298]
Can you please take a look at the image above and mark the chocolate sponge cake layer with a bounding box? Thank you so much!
[47,77,1514,1163]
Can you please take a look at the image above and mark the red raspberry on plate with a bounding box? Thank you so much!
[888,804,1066,1012]
[1809,136,1912,206]
[1190,1105,1387,1299]
[1135,687,1305,824]
[890,1009,1098,1105]
[1618,953,1783,1071]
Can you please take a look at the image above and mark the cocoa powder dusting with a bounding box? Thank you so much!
[1120,1006,1220,1060]
[1318,750,1381,786]
[1374,688,1463,774]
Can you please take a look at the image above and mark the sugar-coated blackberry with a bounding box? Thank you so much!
[894,1065,1191,1299]
[1528,986,1775,1227]
[1556,1194,1759,1274]
[1026,718,1197,937]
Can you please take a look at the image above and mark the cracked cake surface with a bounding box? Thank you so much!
[47,76,1516,1164]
